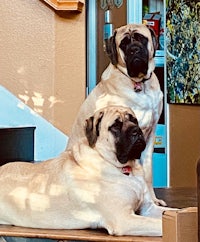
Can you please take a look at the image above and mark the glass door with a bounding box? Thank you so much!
[87,0,168,187]
[128,0,168,187]
[121,0,168,187]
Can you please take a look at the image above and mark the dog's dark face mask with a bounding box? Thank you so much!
[85,110,146,165]
[119,32,149,78]
[108,114,146,164]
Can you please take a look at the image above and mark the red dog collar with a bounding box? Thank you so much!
[122,166,132,175]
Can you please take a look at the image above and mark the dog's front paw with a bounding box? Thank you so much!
[148,185,167,206]
[154,198,167,207]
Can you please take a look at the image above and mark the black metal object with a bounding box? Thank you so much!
[153,147,165,154]
[0,127,35,166]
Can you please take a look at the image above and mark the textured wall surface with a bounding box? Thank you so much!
[0,0,86,136]
[0,86,68,161]
[0,0,55,119]
[54,10,86,134]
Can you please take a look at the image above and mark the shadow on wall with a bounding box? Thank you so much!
[0,85,68,162]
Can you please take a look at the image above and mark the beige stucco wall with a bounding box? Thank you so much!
[54,10,86,134]
[0,0,86,135]
[169,105,200,187]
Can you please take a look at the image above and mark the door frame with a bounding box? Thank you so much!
[86,0,169,187]
[86,0,142,94]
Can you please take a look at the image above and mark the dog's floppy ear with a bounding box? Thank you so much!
[148,27,158,57]
[105,30,118,66]
[85,112,104,147]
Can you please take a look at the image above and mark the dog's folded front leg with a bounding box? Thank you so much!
[140,132,167,207]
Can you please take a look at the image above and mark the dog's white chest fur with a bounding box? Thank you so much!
[96,65,163,136]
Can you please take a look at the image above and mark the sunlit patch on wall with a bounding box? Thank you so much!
[48,96,64,108]
[18,93,30,104]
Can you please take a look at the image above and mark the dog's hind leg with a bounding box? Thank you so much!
[104,213,162,236]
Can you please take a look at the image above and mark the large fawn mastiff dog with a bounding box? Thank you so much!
[67,24,164,205]
[0,106,171,236]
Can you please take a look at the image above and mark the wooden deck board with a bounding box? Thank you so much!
[0,225,162,242]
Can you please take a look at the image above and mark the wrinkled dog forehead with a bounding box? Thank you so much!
[115,24,153,44]
[85,106,138,147]
[96,106,137,126]
[115,24,155,58]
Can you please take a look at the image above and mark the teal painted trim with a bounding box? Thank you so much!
[153,153,167,188]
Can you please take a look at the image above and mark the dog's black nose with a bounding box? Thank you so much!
[130,45,141,55]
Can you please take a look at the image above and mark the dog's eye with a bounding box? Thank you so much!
[133,33,148,46]
[108,119,123,135]
[119,36,131,52]
[128,114,138,125]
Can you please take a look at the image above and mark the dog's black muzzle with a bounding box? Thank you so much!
[119,33,149,78]
[125,44,149,78]
[115,126,146,164]
[109,117,146,164]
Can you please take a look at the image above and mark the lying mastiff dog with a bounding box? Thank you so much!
[67,24,164,205]
[0,106,172,236]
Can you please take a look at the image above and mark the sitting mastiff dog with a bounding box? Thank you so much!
[0,106,172,236]
[67,24,164,206]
